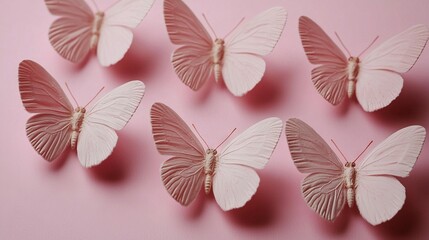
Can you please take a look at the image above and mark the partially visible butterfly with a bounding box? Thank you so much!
[164,0,287,96]
[150,102,282,210]
[285,118,426,225]
[45,0,155,66]
[19,60,145,167]
[299,16,429,112]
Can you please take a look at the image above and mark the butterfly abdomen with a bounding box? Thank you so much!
[344,164,356,208]
[70,107,86,149]
[204,149,218,194]
[212,39,225,82]
[347,57,360,98]
[90,12,105,49]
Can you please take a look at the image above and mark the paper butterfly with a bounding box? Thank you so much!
[45,0,155,66]
[285,118,426,225]
[164,0,287,96]
[18,60,145,167]
[299,16,429,112]
[150,102,282,210]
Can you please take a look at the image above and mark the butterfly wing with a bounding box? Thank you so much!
[164,0,213,90]
[355,126,425,225]
[357,25,429,112]
[299,16,349,105]
[222,7,287,96]
[45,0,94,63]
[77,80,145,167]
[285,118,346,221]
[151,103,206,206]
[213,118,282,211]
[19,60,74,161]
[97,0,154,66]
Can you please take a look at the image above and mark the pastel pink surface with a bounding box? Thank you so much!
[1,0,429,239]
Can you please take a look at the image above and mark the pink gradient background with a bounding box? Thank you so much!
[1,0,429,239]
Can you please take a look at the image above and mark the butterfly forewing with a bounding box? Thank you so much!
[213,118,283,210]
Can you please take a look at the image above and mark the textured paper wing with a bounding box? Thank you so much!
[356,175,405,225]
[161,156,205,206]
[299,16,348,105]
[45,0,93,63]
[285,118,346,221]
[18,60,74,114]
[302,173,346,221]
[221,52,265,96]
[358,125,426,177]
[164,0,213,90]
[84,80,145,130]
[77,121,117,167]
[151,102,205,158]
[97,0,154,66]
[77,81,144,167]
[26,114,72,161]
[221,7,286,96]
[226,7,287,56]
[285,118,343,174]
[299,16,347,65]
[164,0,212,47]
[213,164,260,211]
[213,118,282,210]
[362,24,429,73]
[355,69,403,112]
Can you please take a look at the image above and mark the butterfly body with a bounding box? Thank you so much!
[70,107,86,149]
[212,39,225,82]
[344,162,357,207]
[347,57,360,98]
[90,12,104,49]
[204,149,218,194]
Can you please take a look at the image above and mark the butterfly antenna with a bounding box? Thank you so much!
[192,124,210,149]
[214,128,236,150]
[202,14,218,38]
[90,0,100,11]
[335,32,352,57]
[85,86,105,109]
[65,82,80,107]
[331,139,348,162]
[352,140,373,163]
[224,17,245,39]
[358,36,379,58]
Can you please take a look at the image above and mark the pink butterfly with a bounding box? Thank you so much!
[285,118,426,225]
[299,16,429,112]
[164,0,287,96]
[45,0,155,66]
[18,60,145,167]
[150,102,282,210]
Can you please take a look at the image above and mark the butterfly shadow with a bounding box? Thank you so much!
[313,203,355,235]
[46,148,72,171]
[240,64,291,109]
[374,167,429,239]
[88,131,146,184]
[224,172,291,228]
[108,36,159,82]
[370,79,429,125]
